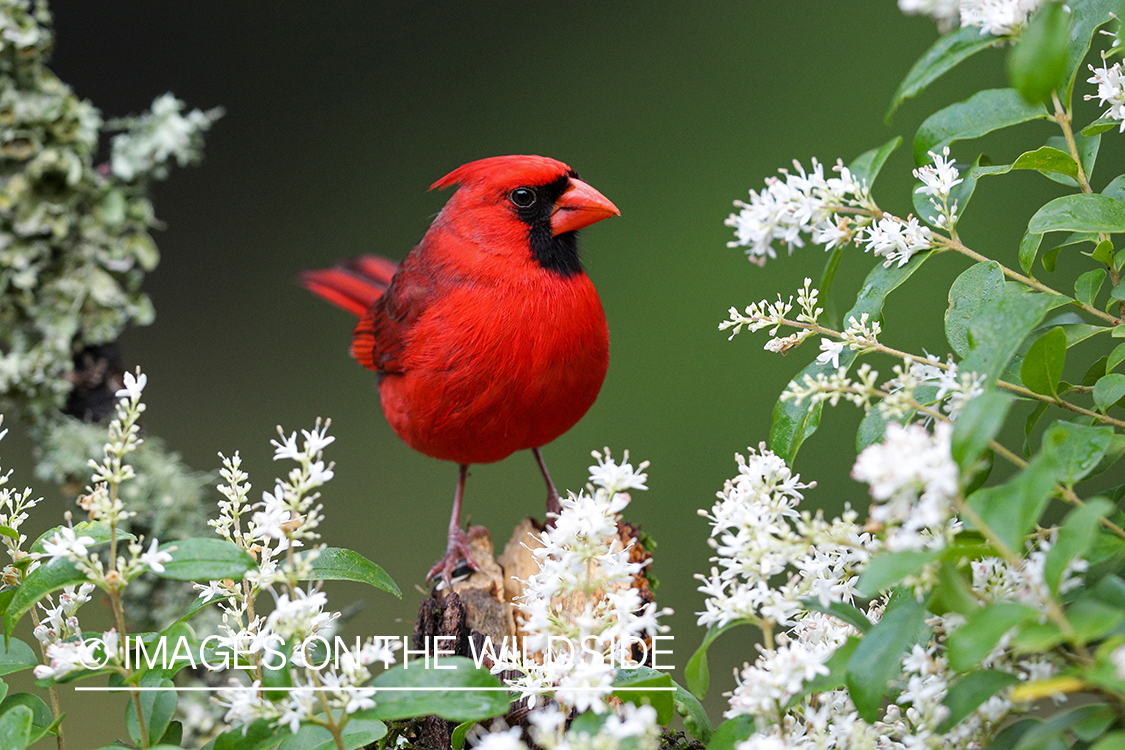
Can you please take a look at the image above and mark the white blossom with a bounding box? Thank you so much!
[1086,61,1125,132]
[852,422,959,551]
[139,538,173,574]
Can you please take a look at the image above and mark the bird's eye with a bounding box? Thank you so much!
[509,187,536,208]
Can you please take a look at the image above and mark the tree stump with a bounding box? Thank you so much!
[410,517,655,748]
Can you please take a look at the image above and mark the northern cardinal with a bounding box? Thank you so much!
[300,155,619,584]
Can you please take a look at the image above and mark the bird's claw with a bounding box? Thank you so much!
[426,526,483,588]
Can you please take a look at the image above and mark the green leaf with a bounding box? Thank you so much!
[1092,239,1115,267]
[930,560,980,617]
[1050,420,1114,483]
[155,538,256,581]
[29,520,135,556]
[819,244,846,330]
[855,550,941,598]
[125,674,176,748]
[1062,0,1122,103]
[938,670,1021,733]
[1046,499,1113,596]
[706,715,755,750]
[945,262,1006,358]
[973,146,1080,183]
[1108,342,1125,372]
[451,720,474,750]
[0,693,55,743]
[847,136,902,187]
[365,657,509,722]
[297,547,400,598]
[960,283,1068,385]
[278,718,387,750]
[1019,230,1044,274]
[0,704,32,750]
[1083,116,1121,136]
[685,619,751,699]
[5,559,87,639]
[1043,244,1063,272]
[914,88,1047,166]
[1067,597,1125,643]
[612,666,675,725]
[846,591,928,722]
[952,390,1015,473]
[1020,326,1067,396]
[1075,269,1107,307]
[0,639,36,677]
[772,251,932,463]
[967,445,1060,554]
[1029,193,1125,234]
[888,26,1002,119]
[946,601,1038,672]
[673,681,713,744]
[212,718,279,750]
[801,598,874,633]
[1095,373,1125,412]
[1007,1,1070,105]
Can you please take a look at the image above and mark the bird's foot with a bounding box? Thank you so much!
[426,525,486,588]
[545,488,561,528]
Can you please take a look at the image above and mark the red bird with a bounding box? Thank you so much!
[301,155,619,584]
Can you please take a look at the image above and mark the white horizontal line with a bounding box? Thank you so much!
[73,686,676,693]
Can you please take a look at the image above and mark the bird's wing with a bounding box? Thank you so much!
[350,254,437,373]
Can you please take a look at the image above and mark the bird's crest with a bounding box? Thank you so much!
[430,155,577,191]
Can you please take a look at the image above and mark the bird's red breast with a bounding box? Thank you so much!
[301,155,618,465]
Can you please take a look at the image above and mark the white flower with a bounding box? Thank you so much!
[725,158,875,265]
[473,726,527,750]
[861,215,933,268]
[960,0,1045,36]
[140,538,174,574]
[588,448,648,493]
[852,422,959,551]
[898,0,962,30]
[914,148,963,199]
[816,338,845,368]
[1086,61,1125,132]
[114,369,147,401]
[39,526,96,562]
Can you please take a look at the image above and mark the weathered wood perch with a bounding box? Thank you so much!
[410,517,655,749]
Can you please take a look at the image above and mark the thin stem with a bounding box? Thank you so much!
[773,314,1125,430]
[29,608,65,750]
[941,236,1120,325]
[1052,92,1093,194]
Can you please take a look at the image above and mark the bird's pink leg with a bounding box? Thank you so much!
[427,464,482,586]
[533,447,561,522]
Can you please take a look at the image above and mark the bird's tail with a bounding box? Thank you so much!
[299,255,399,317]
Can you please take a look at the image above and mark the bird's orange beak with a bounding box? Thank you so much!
[550,178,620,236]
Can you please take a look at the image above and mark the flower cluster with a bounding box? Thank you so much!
[493,450,670,715]
[1086,60,1125,131]
[474,702,661,750]
[852,422,960,552]
[696,443,871,631]
[899,0,1046,36]
[724,158,875,265]
[31,371,174,589]
[206,420,397,734]
[914,147,963,229]
[703,445,1069,749]
[0,416,42,585]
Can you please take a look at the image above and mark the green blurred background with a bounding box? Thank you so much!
[6,0,1121,742]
